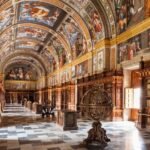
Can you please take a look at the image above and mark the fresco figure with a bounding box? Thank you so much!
[118,34,142,63]
[6,67,34,81]
[88,21,96,43]
[89,10,103,40]
[91,11,102,33]
[60,17,87,59]
[48,9,60,25]
[25,71,31,80]
[115,0,127,33]
[8,70,17,80]
[127,43,134,60]
[17,27,48,42]
[16,68,24,80]
[118,4,127,33]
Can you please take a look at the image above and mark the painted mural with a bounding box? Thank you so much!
[64,0,115,38]
[93,55,97,73]
[76,60,88,77]
[61,70,70,83]
[0,29,12,49]
[97,50,104,71]
[59,17,87,59]
[63,0,105,43]
[15,41,41,51]
[118,35,141,63]
[41,49,54,72]
[84,4,104,44]
[115,0,145,34]
[43,52,57,72]
[17,27,49,42]
[52,38,67,67]
[0,7,14,32]
[71,66,76,78]
[115,0,127,34]
[42,49,54,63]
[18,2,66,28]
[5,66,36,81]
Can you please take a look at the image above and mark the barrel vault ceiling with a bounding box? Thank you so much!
[0,0,115,77]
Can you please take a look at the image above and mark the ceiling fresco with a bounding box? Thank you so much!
[50,37,67,67]
[15,41,42,51]
[0,0,116,74]
[16,26,49,42]
[18,1,66,28]
[62,0,105,42]
[5,65,38,81]
[59,17,88,59]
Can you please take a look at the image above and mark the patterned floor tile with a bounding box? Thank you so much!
[0,104,150,150]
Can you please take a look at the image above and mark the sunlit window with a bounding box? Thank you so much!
[125,88,141,109]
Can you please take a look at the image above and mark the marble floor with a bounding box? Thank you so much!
[0,104,150,150]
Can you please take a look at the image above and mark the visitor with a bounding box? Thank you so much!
[42,105,47,118]
[49,105,55,119]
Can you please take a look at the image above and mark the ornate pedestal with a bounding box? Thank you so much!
[57,110,78,130]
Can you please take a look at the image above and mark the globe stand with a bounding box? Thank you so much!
[84,121,110,149]
[80,85,112,149]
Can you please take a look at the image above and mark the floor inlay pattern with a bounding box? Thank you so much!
[0,104,150,150]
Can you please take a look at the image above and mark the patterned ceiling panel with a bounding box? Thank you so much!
[16,26,49,42]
